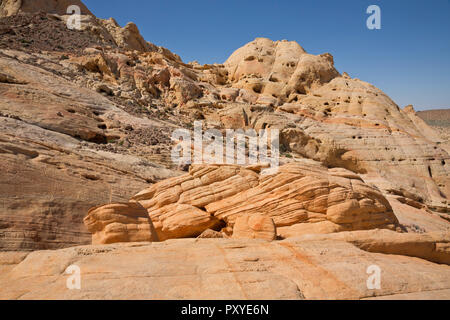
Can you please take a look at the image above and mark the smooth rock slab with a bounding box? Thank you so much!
[1,230,450,300]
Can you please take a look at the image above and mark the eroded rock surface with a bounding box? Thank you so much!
[1,230,449,300]
[0,0,92,17]
[86,161,399,243]
[84,202,159,245]
[232,215,277,241]
[0,2,449,302]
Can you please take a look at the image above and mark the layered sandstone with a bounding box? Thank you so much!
[232,215,277,241]
[1,230,450,300]
[0,0,448,261]
[216,38,450,213]
[0,0,449,301]
[224,37,340,100]
[86,161,399,243]
[84,202,159,244]
[0,47,179,251]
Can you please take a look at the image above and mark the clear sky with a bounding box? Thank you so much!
[83,0,450,111]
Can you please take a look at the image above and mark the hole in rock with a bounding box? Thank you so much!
[82,173,100,181]
[269,76,279,82]
[253,85,262,94]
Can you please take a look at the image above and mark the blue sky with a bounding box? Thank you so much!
[83,0,450,110]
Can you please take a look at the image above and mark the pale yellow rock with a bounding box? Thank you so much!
[204,70,450,212]
[205,162,398,232]
[1,0,449,268]
[232,215,277,241]
[403,105,442,143]
[197,229,224,239]
[387,195,450,233]
[98,18,154,52]
[85,162,399,243]
[295,229,450,265]
[84,202,159,244]
[147,203,221,241]
[278,221,344,239]
[1,231,450,300]
[224,38,340,100]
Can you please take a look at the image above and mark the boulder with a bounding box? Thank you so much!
[84,202,159,244]
[197,229,224,239]
[232,215,276,241]
[85,161,399,243]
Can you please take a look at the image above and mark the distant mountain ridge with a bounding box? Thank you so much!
[417,109,450,127]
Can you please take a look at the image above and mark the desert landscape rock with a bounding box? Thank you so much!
[418,108,450,155]
[108,162,399,243]
[232,215,277,241]
[0,0,449,300]
[84,202,159,245]
[1,229,450,300]
[0,0,92,17]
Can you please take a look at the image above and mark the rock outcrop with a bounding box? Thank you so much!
[217,38,450,212]
[0,9,448,251]
[0,0,92,17]
[1,229,450,300]
[224,38,340,100]
[232,215,277,241]
[417,108,450,155]
[0,0,449,301]
[0,48,178,251]
[84,202,159,244]
[85,161,399,243]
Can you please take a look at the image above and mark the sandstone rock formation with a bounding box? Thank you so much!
[197,229,224,239]
[0,0,449,300]
[0,0,92,17]
[224,38,340,100]
[417,108,450,155]
[0,11,184,250]
[0,47,179,251]
[232,215,277,241]
[84,202,159,244]
[211,38,450,214]
[297,229,450,265]
[1,229,450,300]
[86,161,399,243]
